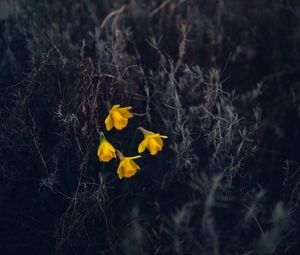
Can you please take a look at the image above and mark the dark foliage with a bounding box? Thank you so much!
[1,0,300,254]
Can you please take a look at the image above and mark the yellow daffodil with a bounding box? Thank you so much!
[105,104,133,131]
[137,127,168,155]
[116,150,141,179]
[97,134,116,162]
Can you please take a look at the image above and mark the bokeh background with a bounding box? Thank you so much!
[1,0,300,254]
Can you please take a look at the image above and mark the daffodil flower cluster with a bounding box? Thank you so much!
[97,104,168,179]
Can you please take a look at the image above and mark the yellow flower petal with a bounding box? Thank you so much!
[118,106,133,118]
[119,106,132,111]
[127,155,142,160]
[129,159,140,170]
[117,164,124,179]
[104,115,114,131]
[138,138,148,153]
[110,104,120,112]
[97,143,101,156]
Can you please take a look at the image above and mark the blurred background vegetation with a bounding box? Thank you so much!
[0,0,300,254]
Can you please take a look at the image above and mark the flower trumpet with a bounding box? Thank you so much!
[137,127,168,155]
[116,150,141,179]
[105,104,133,131]
[97,133,116,162]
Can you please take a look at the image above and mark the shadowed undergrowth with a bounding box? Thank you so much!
[0,0,300,254]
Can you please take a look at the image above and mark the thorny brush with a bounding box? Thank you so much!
[0,0,300,254]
